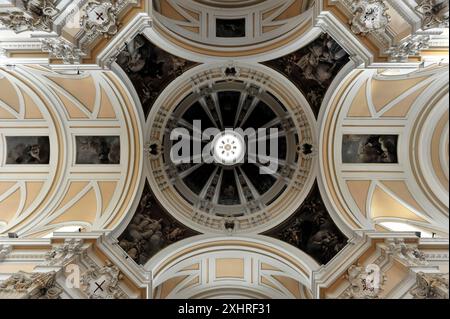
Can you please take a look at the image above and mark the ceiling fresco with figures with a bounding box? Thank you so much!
[116,34,198,119]
[0,0,448,301]
[264,33,350,117]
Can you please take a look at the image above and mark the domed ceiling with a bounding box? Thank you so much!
[0,0,448,301]
[114,31,350,265]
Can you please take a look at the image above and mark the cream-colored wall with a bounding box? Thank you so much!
[0,66,143,238]
[320,65,449,237]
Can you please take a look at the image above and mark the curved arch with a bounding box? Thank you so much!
[319,64,449,236]
[408,88,449,216]
[108,62,149,239]
[317,61,358,239]
[148,0,318,62]
[0,65,144,237]
[146,235,319,299]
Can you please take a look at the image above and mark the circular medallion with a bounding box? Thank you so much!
[145,64,317,233]
[212,131,246,166]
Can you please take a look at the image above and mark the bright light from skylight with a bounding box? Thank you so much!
[42,226,82,238]
[379,222,435,238]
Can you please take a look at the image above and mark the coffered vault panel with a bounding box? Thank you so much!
[0,65,143,237]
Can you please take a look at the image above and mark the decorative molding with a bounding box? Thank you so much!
[44,239,84,266]
[423,252,449,262]
[319,65,449,240]
[350,0,391,35]
[80,259,128,299]
[41,38,87,64]
[340,263,386,299]
[97,13,152,69]
[415,0,449,30]
[0,244,12,261]
[385,238,428,267]
[141,62,318,234]
[0,47,7,58]
[152,0,314,49]
[144,140,162,161]
[0,0,59,33]
[0,271,63,299]
[0,66,143,236]
[80,1,120,39]
[147,234,318,299]
[78,0,139,51]
[386,33,431,62]
[410,272,449,299]
[0,234,146,298]
[94,234,152,292]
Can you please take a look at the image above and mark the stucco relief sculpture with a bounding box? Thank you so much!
[41,38,87,64]
[350,0,391,35]
[0,0,59,33]
[145,140,163,160]
[80,1,120,39]
[0,271,62,299]
[22,0,59,17]
[341,264,386,299]
[387,34,431,62]
[80,260,127,299]
[415,0,449,30]
[385,238,428,266]
[410,272,449,299]
[0,245,11,261]
[0,0,448,301]
[44,239,84,266]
